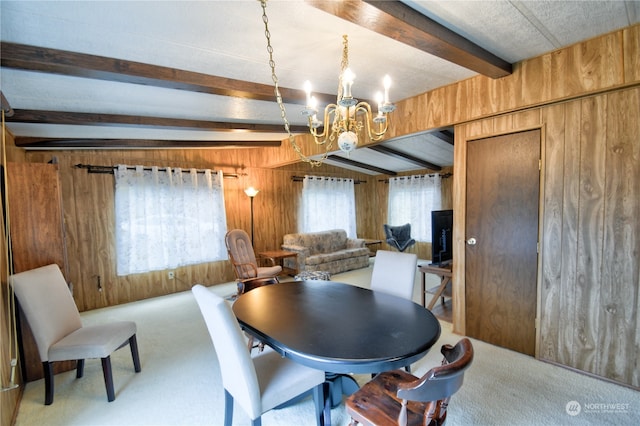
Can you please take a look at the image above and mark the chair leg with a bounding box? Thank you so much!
[76,359,85,378]
[224,389,233,426]
[129,334,142,372]
[42,361,54,405]
[101,356,116,402]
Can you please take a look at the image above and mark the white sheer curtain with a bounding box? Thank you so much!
[114,165,228,276]
[299,175,357,238]
[387,174,442,242]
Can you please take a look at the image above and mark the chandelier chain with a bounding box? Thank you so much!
[259,0,328,167]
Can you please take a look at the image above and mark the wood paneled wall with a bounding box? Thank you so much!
[1,131,25,426]
[1,27,638,424]
[21,150,441,312]
[453,88,640,388]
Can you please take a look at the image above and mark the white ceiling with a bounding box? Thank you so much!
[1,0,638,174]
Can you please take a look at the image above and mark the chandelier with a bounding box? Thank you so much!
[259,0,395,166]
[301,35,395,154]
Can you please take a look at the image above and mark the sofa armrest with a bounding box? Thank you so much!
[346,238,366,249]
[281,244,309,270]
[281,244,310,258]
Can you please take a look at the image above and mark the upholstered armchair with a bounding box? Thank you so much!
[10,264,141,405]
[384,223,416,252]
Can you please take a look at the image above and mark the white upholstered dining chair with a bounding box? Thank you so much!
[191,284,328,426]
[371,250,418,301]
[10,264,141,405]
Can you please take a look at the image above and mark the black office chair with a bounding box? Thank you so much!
[384,223,416,252]
[346,338,473,426]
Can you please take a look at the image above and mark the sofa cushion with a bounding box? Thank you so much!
[283,229,348,255]
[306,247,369,266]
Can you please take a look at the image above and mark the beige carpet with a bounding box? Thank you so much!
[15,260,639,425]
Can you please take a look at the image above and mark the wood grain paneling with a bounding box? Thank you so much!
[6,163,77,381]
[624,25,640,82]
[0,138,21,426]
[575,96,607,373]
[456,87,640,388]
[598,88,639,384]
[1,29,637,426]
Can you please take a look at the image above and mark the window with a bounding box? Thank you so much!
[114,165,228,276]
[299,175,357,238]
[387,174,442,242]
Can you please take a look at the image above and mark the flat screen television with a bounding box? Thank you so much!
[430,209,453,267]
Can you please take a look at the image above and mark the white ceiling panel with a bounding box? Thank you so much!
[1,0,638,173]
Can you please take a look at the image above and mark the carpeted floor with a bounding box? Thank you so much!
[14,259,639,425]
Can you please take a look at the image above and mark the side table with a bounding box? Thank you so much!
[418,263,453,310]
[257,249,298,276]
[363,239,382,257]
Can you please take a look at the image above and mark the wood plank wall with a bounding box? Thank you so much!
[0,132,25,425]
[453,87,640,388]
[448,24,640,388]
[19,149,443,312]
[0,26,638,419]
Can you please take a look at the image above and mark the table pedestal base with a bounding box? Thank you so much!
[325,373,359,408]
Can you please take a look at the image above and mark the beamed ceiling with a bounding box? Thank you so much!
[1,1,638,175]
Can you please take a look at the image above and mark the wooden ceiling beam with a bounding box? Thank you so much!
[6,109,308,133]
[368,145,442,170]
[0,42,337,106]
[14,137,281,149]
[328,154,397,175]
[306,0,512,78]
[432,129,454,145]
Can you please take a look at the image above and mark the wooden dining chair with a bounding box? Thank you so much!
[346,338,473,426]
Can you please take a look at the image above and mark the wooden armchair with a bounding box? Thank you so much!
[346,338,473,426]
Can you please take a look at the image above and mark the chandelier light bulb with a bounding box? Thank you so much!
[342,68,355,99]
[375,92,383,111]
[374,91,386,123]
[304,80,313,106]
[383,75,392,103]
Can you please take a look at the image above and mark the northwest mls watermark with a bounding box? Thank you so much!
[566,400,631,416]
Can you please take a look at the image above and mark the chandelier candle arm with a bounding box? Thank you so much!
[259,0,395,164]
[302,34,396,153]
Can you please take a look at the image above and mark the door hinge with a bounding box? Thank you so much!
[539,159,542,170]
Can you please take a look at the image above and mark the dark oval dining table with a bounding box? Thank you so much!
[232,280,441,414]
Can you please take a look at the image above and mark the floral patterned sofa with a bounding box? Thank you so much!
[281,229,370,275]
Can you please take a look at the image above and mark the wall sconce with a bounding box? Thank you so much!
[244,187,259,245]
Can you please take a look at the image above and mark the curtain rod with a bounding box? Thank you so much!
[378,172,452,183]
[291,175,366,184]
[74,164,240,179]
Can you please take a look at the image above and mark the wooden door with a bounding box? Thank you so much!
[7,162,73,381]
[465,130,540,356]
